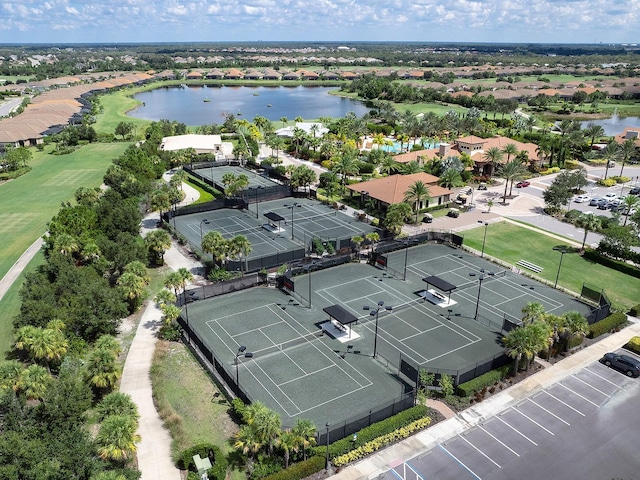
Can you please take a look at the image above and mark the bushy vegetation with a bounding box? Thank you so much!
[179,444,228,480]
[624,336,640,354]
[456,365,511,397]
[583,249,640,279]
[262,456,326,480]
[629,304,640,317]
[588,312,629,338]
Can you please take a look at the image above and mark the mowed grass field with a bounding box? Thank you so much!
[462,222,640,311]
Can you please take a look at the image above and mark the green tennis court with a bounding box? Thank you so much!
[192,165,280,189]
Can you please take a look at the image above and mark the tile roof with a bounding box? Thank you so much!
[347,173,451,205]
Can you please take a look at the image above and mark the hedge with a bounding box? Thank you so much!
[587,312,628,339]
[629,304,640,317]
[583,249,640,279]
[456,365,511,397]
[332,417,432,467]
[311,405,428,459]
[262,456,325,480]
[624,336,640,354]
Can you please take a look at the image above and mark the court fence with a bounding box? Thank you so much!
[179,273,261,305]
[581,283,611,324]
[313,390,416,446]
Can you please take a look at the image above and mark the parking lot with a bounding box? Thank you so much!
[385,350,640,480]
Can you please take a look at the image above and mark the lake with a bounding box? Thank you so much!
[580,114,640,136]
[128,85,370,124]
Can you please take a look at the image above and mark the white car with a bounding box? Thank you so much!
[574,194,590,203]
[604,193,618,201]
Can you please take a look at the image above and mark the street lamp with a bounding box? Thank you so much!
[325,423,330,472]
[199,218,210,241]
[235,346,253,394]
[305,262,317,309]
[284,203,302,240]
[471,270,493,321]
[402,239,417,281]
[363,301,393,358]
[553,247,567,288]
[251,186,263,219]
[478,220,489,258]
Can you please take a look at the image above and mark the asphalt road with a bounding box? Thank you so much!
[385,350,640,480]
[0,97,23,117]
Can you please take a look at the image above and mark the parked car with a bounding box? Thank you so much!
[604,192,618,201]
[477,182,487,190]
[422,213,433,223]
[629,187,640,195]
[589,196,603,206]
[597,199,612,210]
[447,208,460,218]
[516,181,530,188]
[601,352,640,377]
[574,194,590,203]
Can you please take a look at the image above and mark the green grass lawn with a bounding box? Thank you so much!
[94,89,151,136]
[462,222,640,311]
[0,143,129,282]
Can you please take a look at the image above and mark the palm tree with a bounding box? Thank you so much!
[149,188,172,222]
[94,335,123,356]
[403,160,422,174]
[583,124,605,146]
[404,181,431,224]
[144,229,172,265]
[117,272,148,312]
[277,430,300,469]
[332,153,359,192]
[54,232,79,256]
[96,414,141,464]
[498,159,526,203]
[17,364,51,401]
[438,168,463,189]
[601,141,619,180]
[503,327,534,376]
[233,425,262,461]
[482,147,505,179]
[28,327,68,373]
[501,143,519,163]
[521,302,546,326]
[560,311,589,350]
[155,288,176,307]
[279,116,288,128]
[365,232,380,253]
[291,418,317,461]
[379,156,401,175]
[621,195,640,226]
[96,392,140,422]
[229,235,252,271]
[575,213,601,249]
[0,359,23,394]
[201,231,228,266]
[86,347,122,392]
[618,138,637,178]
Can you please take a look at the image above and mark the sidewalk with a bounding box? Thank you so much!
[329,319,640,480]
[120,175,202,480]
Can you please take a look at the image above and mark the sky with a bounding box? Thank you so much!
[1,0,640,45]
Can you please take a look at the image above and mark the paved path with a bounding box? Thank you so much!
[0,236,44,302]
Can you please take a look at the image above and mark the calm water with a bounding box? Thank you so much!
[579,115,640,136]
[128,85,370,124]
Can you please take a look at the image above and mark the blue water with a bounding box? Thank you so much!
[579,115,640,136]
[128,85,370,125]
[379,141,438,153]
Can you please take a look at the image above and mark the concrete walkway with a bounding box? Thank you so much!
[329,319,640,480]
[0,236,44,302]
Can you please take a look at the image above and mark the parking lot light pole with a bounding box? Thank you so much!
[478,220,489,258]
[199,218,210,241]
[364,301,393,358]
[553,247,567,288]
[284,203,302,240]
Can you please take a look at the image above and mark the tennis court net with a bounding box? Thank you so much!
[255,330,322,357]
[456,270,507,291]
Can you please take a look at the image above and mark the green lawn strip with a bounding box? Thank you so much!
[0,142,128,281]
[0,250,44,356]
[151,341,244,479]
[461,222,640,311]
[94,89,151,136]
[184,179,215,204]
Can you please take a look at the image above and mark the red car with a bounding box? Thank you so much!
[516,181,530,188]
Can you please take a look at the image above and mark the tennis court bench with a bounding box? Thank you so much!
[517,260,543,273]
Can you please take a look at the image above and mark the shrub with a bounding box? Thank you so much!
[588,312,628,339]
[158,323,181,341]
[311,405,429,459]
[629,304,640,317]
[610,175,631,184]
[230,397,247,422]
[262,456,325,480]
[564,209,582,222]
[564,160,581,170]
[540,167,561,175]
[179,444,228,480]
[456,365,511,397]
[583,249,640,279]
[332,418,432,467]
[624,336,640,354]
[596,178,616,187]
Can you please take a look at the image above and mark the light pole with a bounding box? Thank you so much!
[553,247,567,288]
[284,203,302,240]
[402,239,417,281]
[199,218,210,241]
[251,186,263,219]
[474,273,485,321]
[325,423,330,472]
[478,220,488,258]
[235,346,253,394]
[305,262,317,309]
[364,301,393,358]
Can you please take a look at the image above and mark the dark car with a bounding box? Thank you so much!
[630,187,640,195]
[516,181,530,188]
[589,196,603,206]
[602,352,640,377]
[597,198,610,209]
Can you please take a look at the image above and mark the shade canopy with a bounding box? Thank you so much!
[422,275,457,292]
[263,211,285,222]
[323,305,358,326]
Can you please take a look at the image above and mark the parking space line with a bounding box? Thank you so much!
[390,469,404,480]
[496,416,538,446]
[542,391,586,416]
[557,383,600,407]
[572,375,612,397]
[478,426,520,457]
[460,435,502,468]
[405,461,426,480]
[583,366,625,387]
[528,399,570,425]
[437,444,482,480]
[513,406,555,435]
